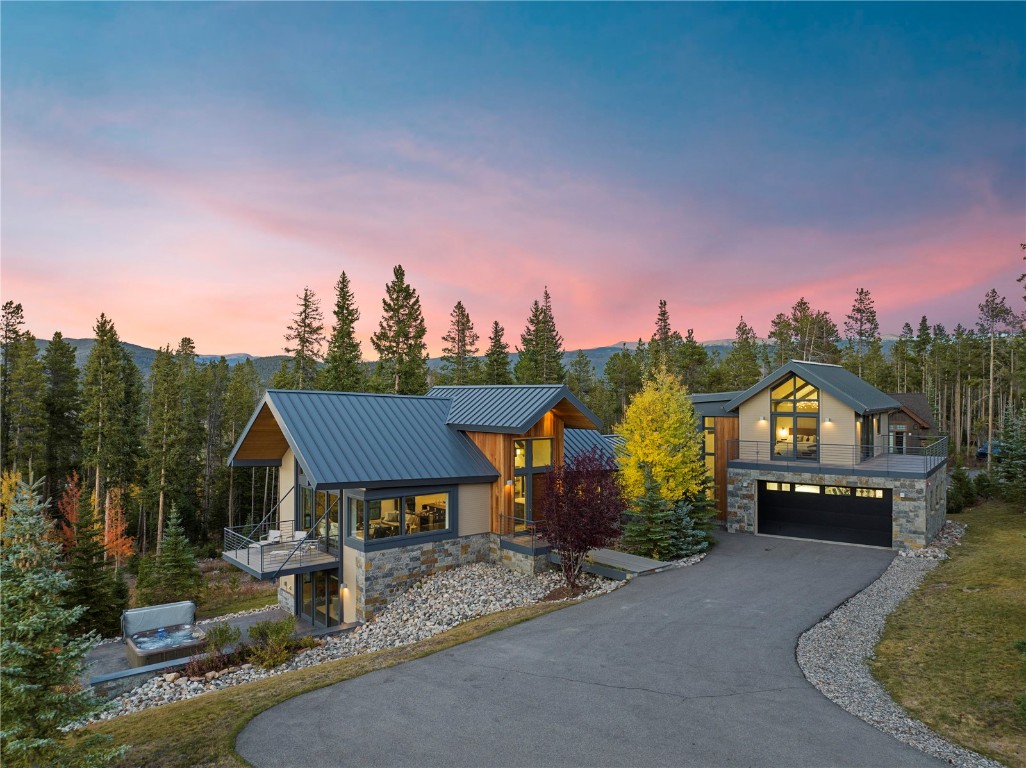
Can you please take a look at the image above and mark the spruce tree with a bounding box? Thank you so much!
[622,465,677,560]
[978,290,1016,473]
[65,487,125,638]
[136,508,203,606]
[319,271,365,392]
[439,301,481,385]
[144,346,181,551]
[722,316,762,390]
[648,299,683,377]
[668,499,713,558]
[602,343,643,427]
[370,264,429,394]
[0,481,123,767]
[172,338,207,539]
[282,287,325,390]
[42,332,83,505]
[482,321,513,384]
[514,287,565,384]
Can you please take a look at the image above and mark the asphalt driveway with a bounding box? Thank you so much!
[237,534,945,767]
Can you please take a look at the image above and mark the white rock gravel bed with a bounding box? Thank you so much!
[86,563,625,723]
[797,522,1002,768]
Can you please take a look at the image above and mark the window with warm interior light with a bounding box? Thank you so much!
[770,374,820,461]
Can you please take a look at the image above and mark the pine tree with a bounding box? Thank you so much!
[172,338,207,539]
[648,300,682,376]
[995,408,1026,505]
[439,301,481,385]
[136,508,203,606]
[978,289,1017,472]
[81,314,143,535]
[722,316,762,390]
[482,321,513,384]
[514,287,565,384]
[370,264,429,395]
[668,498,712,558]
[602,343,643,427]
[4,332,45,478]
[319,272,365,392]
[843,288,881,379]
[0,481,123,767]
[0,301,27,469]
[65,486,125,638]
[42,332,82,505]
[566,350,597,403]
[224,360,262,530]
[282,287,325,390]
[144,346,181,552]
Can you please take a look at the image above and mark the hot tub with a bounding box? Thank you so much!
[126,624,206,668]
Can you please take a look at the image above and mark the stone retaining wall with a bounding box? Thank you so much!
[354,533,495,621]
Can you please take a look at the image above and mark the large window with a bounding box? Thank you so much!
[348,490,451,542]
[512,438,553,531]
[771,375,819,461]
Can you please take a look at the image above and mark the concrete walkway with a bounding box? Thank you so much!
[238,534,945,767]
[587,547,667,575]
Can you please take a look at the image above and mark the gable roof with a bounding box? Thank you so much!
[888,393,935,429]
[228,390,499,489]
[724,360,900,415]
[690,391,743,419]
[425,384,602,433]
[564,428,618,463]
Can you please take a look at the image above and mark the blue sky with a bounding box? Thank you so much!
[3,2,1023,355]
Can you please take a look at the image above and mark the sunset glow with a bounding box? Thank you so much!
[3,3,1023,357]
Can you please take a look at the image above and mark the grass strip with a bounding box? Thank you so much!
[872,501,1026,767]
[85,602,562,768]
[196,593,278,621]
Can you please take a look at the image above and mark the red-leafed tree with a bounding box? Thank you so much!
[55,472,82,555]
[103,487,134,572]
[537,446,626,591]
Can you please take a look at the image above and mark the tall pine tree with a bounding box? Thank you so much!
[42,332,82,505]
[319,271,365,392]
[4,332,45,478]
[370,264,429,394]
[0,481,123,767]
[514,287,565,384]
[438,301,480,385]
[64,483,126,638]
[280,287,325,390]
[482,321,513,384]
[722,316,762,390]
[0,301,27,471]
[843,288,881,379]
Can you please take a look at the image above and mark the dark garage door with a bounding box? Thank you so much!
[757,482,892,547]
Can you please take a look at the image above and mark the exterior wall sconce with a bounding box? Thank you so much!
[825,417,832,423]
[759,416,767,422]
[505,479,514,486]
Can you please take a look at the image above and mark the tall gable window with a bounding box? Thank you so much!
[512,438,553,531]
[771,375,819,461]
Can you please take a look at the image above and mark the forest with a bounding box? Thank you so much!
[2,259,1024,557]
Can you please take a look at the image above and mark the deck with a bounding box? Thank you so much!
[222,539,339,580]
[729,438,947,479]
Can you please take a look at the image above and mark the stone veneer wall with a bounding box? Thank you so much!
[498,546,552,577]
[726,466,947,550]
[354,533,496,621]
[278,583,295,614]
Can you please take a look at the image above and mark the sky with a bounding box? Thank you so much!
[3,2,1024,358]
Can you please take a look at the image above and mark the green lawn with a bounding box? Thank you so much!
[872,500,1026,767]
[85,603,562,767]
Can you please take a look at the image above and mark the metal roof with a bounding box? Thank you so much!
[228,390,499,489]
[689,391,743,419]
[425,385,602,433]
[888,392,936,429]
[564,429,618,463]
[724,361,900,415]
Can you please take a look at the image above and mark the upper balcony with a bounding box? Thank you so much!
[223,520,339,580]
[727,436,947,479]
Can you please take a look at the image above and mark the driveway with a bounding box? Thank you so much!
[237,534,944,767]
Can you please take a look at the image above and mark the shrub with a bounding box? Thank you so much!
[972,472,993,501]
[205,621,242,659]
[248,616,297,669]
[947,467,975,514]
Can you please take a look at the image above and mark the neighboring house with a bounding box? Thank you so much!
[886,392,938,453]
[222,385,603,627]
[691,361,947,550]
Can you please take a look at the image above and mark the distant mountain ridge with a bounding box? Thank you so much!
[34,335,897,383]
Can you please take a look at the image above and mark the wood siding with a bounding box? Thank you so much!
[713,416,738,520]
[464,410,565,533]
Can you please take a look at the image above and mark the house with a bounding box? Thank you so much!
[222,385,603,627]
[886,392,938,453]
[691,361,947,550]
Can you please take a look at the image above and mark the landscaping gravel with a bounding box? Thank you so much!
[84,563,626,723]
[797,522,1003,768]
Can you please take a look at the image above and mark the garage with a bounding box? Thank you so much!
[757,481,892,547]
